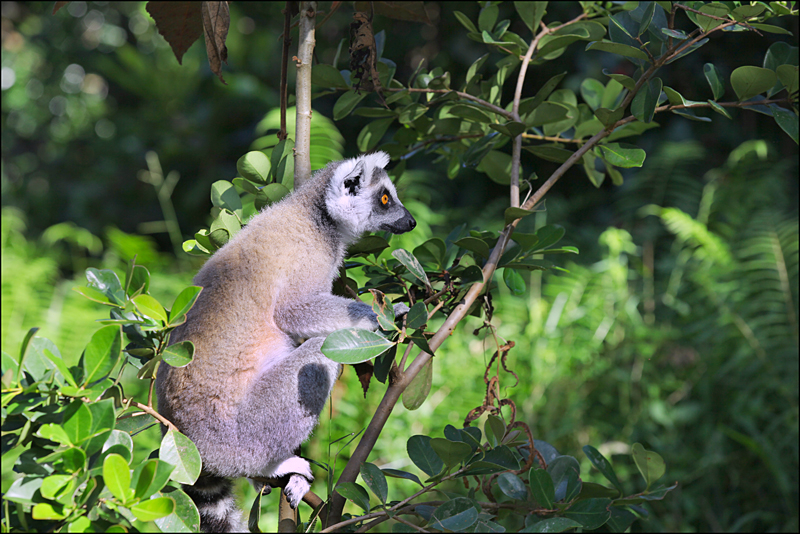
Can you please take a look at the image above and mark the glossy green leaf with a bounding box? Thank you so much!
[519,72,567,115]
[360,462,388,504]
[521,517,583,533]
[407,435,444,477]
[631,77,662,123]
[86,268,124,304]
[503,267,525,295]
[403,357,432,410]
[529,468,555,508]
[770,104,799,143]
[582,445,623,494]
[497,472,528,500]
[406,302,428,329]
[547,455,580,501]
[465,446,520,475]
[333,90,367,120]
[594,107,624,127]
[160,429,202,485]
[132,294,168,324]
[82,325,122,385]
[504,207,536,226]
[134,459,175,501]
[236,151,271,184]
[515,1,547,33]
[210,180,242,214]
[731,4,766,21]
[661,28,689,40]
[127,264,150,296]
[488,121,527,137]
[525,101,571,126]
[464,53,489,87]
[357,118,393,152]
[168,286,202,326]
[637,1,656,36]
[523,145,574,163]
[598,143,646,168]
[694,3,729,32]
[586,40,648,61]
[162,341,194,367]
[453,11,478,34]
[337,482,372,511]
[132,497,176,522]
[154,488,201,533]
[580,78,605,110]
[430,438,472,469]
[777,64,799,96]
[533,225,566,250]
[708,99,732,119]
[392,249,430,288]
[562,498,612,529]
[430,498,479,531]
[311,64,349,88]
[32,503,67,520]
[454,237,491,259]
[632,443,665,490]
[703,63,725,100]
[382,468,423,487]
[103,453,132,503]
[321,328,394,364]
[730,66,777,101]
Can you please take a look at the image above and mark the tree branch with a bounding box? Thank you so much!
[294,1,317,189]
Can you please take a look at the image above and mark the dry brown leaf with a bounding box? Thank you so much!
[353,361,374,397]
[146,2,204,65]
[52,1,69,15]
[202,1,230,85]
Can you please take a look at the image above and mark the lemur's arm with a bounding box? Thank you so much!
[275,294,378,339]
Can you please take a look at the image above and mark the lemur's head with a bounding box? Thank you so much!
[324,151,416,242]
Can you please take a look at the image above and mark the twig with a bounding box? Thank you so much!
[385,87,514,121]
[294,1,317,188]
[674,3,763,35]
[278,2,292,141]
[129,401,177,432]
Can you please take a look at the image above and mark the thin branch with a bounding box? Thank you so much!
[385,87,514,121]
[129,401,177,432]
[294,1,317,188]
[674,3,763,35]
[522,133,585,144]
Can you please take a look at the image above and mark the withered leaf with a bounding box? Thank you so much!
[146,1,204,65]
[354,1,432,24]
[202,1,230,85]
[52,1,68,15]
[353,361,374,397]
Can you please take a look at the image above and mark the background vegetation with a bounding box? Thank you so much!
[2,1,797,532]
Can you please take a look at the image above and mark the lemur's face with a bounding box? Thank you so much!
[327,152,416,240]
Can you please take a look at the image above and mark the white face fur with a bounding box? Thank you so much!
[324,151,415,242]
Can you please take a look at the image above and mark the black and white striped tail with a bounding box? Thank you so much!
[183,476,245,533]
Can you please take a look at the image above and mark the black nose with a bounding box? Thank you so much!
[407,216,416,231]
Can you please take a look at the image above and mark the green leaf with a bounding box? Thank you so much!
[160,430,202,485]
[82,325,122,385]
[703,63,725,100]
[497,472,528,500]
[631,443,665,490]
[336,482,371,512]
[369,290,396,331]
[562,498,612,529]
[515,1,547,34]
[731,4,766,21]
[533,225,565,251]
[631,77,662,123]
[598,143,646,168]
[708,99,732,119]
[580,78,604,111]
[382,468,423,487]
[134,459,175,501]
[730,66,777,101]
[504,207,536,226]
[398,103,427,124]
[357,118,394,152]
[523,145,574,163]
[661,28,689,40]
[521,517,583,533]
[453,11,478,34]
[520,72,567,115]
[360,463,388,504]
[32,503,67,520]
[127,264,150,296]
[392,249,430,288]
[665,38,709,64]
[602,69,636,91]
[407,435,444,477]
[525,101,571,127]
[103,453,132,503]
[333,90,367,120]
[168,286,203,326]
[547,455,580,501]
[749,23,793,36]
[348,235,389,256]
[430,438,472,468]
[771,105,799,144]
[586,40,648,61]
[154,488,201,533]
[86,268,124,304]
[454,236,491,259]
[403,357,433,410]
[132,294,168,324]
[430,498,479,531]
[663,86,712,122]
[503,268,525,295]
[210,180,243,215]
[777,64,799,96]
[488,121,527,137]
[40,474,75,500]
[406,302,428,329]
[637,1,656,36]
[321,328,394,364]
[594,107,624,127]
[478,3,498,33]
[311,64,349,89]
[694,2,729,32]
[582,445,623,494]
[132,497,176,522]
[529,468,555,508]
[464,446,520,475]
[236,151,271,185]
[162,341,195,367]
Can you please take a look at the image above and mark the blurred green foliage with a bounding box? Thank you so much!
[2,1,798,532]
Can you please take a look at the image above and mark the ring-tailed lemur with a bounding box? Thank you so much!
[156,151,415,532]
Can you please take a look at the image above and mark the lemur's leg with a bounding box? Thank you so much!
[236,337,341,508]
[275,294,379,339]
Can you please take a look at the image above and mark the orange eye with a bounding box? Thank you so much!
[381,194,389,205]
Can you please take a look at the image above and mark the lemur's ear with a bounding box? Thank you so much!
[342,161,366,196]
